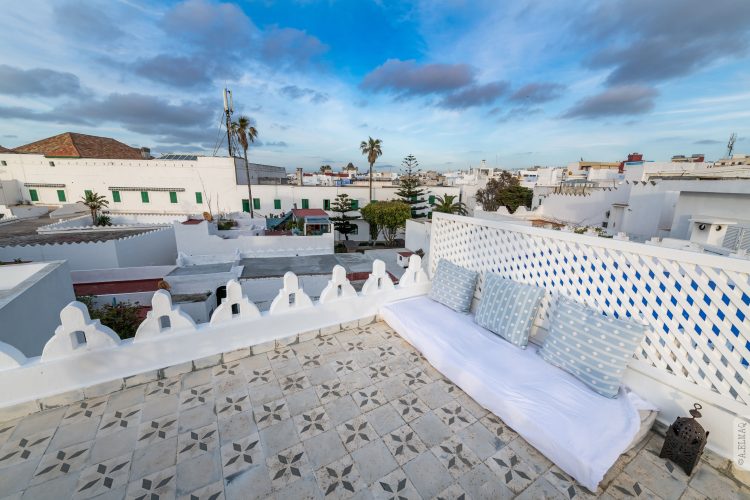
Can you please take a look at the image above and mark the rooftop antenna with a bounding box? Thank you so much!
[223,88,234,157]
[727,132,737,159]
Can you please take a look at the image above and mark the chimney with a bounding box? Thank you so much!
[296,167,303,186]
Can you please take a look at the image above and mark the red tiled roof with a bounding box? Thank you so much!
[0,145,14,153]
[397,251,415,257]
[181,219,204,225]
[292,208,329,217]
[14,132,143,159]
[73,279,162,295]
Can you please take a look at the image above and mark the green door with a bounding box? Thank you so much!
[112,190,121,203]
[195,192,202,204]
[351,199,359,209]
[242,199,250,212]
[169,191,178,203]
[253,198,260,210]
[274,199,281,210]
[141,191,149,203]
[29,189,38,202]
[57,190,66,202]
[301,199,309,209]
[323,199,330,210]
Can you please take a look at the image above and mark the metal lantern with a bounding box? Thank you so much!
[659,403,709,475]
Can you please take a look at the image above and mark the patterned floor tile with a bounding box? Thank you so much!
[294,406,332,440]
[61,398,108,426]
[485,445,540,494]
[145,378,181,399]
[400,368,433,390]
[336,415,377,452]
[382,424,427,466]
[431,436,480,479]
[178,479,225,500]
[179,384,215,410]
[126,465,177,499]
[300,353,324,369]
[435,402,476,432]
[543,466,601,499]
[177,423,219,460]
[0,429,53,469]
[280,373,312,394]
[389,394,429,423]
[215,393,251,420]
[480,413,519,446]
[266,443,311,489]
[212,361,242,378]
[606,471,661,499]
[434,482,469,500]
[73,453,131,499]
[367,363,391,383]
[352,386,385,412]
[220,433,261,478]
[31,440,91,485]
[253,397,291,429]
[315,380,349,404]
[98,405,142,437]
[313,454,365,499]
[370,467,420,500]
[246,367,275,387]
[136,414,178,448]
[332,359,359,376]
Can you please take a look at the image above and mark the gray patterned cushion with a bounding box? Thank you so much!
[539,296,647,398]
[428,259,478,313]
[474,274,544,348]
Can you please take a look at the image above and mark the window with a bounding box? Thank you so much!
[49,161,55,167]
[253,198,260,210]
[242,199,250,212]
[195,192,202,204]
[323,199,330,210]
[84,190,92,197]
[350,225,359,235]
[301,199,309,209]
[351,199,359,210]
[1,161,6,166]
[112,191,121,203]
[429,195,435,204]
[141,191,149,203]
[29,189,38,202]
[57,190,66,202]
[274,199,281,210]
[169,191,178,203]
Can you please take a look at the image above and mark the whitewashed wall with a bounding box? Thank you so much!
[535,185,632,227]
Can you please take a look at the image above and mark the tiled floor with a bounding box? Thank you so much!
[0,322,748,499]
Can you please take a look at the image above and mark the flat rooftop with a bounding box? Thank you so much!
[167,263,235,276]
[0,215,151,247]
[240,254,374,279]
[0,322,744,499]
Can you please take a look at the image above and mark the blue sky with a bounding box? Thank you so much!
[0,0,749,170]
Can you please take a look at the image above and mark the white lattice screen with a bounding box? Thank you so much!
[429,213,750,406]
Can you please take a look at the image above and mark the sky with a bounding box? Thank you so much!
[0,0,749,171]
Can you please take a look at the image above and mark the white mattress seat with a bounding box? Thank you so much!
[380,296,656,491]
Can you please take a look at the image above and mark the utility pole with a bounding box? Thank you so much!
[223,88,234,157]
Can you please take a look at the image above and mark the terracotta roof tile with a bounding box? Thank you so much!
[14,132,143,159]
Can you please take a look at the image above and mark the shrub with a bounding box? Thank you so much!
[77,296,142,340]
[96,214,112,226]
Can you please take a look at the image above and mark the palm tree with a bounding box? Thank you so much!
[231,116,258,217]
[81,191,109,225]
[432,194,467,216]
[359,137,382,202]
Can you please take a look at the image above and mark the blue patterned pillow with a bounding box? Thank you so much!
[539,296,647,398]
[428,259,478,313]
[475,274,544,348]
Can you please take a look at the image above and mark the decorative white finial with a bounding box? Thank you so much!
[399,254,428,288]
[134,290,196,342]
[41,301,120,361]
[269,272,313,314]
[0,340,27,370]
[319,265,357,304]
[210,279,260,324]
[362,259,395,295]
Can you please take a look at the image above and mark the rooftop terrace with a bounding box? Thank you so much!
[0,213,748,498]
[0,321,746,499]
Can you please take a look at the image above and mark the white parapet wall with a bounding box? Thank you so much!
[0,257,431,418]
[428,212,750,460]
[174,220,334,257]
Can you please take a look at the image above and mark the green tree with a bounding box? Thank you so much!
[395,154,427,218]
[474,171,533,213]
[360,200,411,246]
[77,296,142,340]
[345,162,357,172]
[432,194,467,216]
[80,191,109,225]
[231,116,258,217]
[330,193,358,240]
[319,164,332,173]
[359,137,383,202]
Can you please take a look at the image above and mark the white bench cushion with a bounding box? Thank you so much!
[380,296,656,491]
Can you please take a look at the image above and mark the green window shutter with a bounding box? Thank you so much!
[242,199,250,212]
[253,198,260,210]
[302,199,309,209]
[351,199,359,209]
[274,199,281,210]
[29,189,38,202]
[57,190,66,202]
[195,192,202,204]
[323,199,330,210]
[169,191,178,203]
[141,191,149,203]
[429,195,435,204]
[112,191,121,203]
[84,190,92,197]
